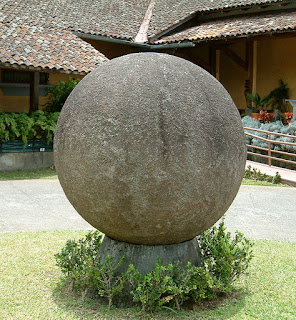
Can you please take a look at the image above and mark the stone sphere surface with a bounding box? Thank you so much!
[54,52,246,245]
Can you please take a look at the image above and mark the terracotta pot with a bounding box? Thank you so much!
[251,113,260,120]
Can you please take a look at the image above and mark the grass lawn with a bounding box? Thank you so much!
[0,230,295,320]
[0,168,57,180]
[241,178,290,187]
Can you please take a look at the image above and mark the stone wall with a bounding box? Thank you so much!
[0,151,54,171]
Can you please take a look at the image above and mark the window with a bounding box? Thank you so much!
[2,70,49,85]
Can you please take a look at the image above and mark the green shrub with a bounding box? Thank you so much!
[245,165,281,184]
[0,110,60,145]
[126,261,213,311]
[55,223,253,311]
[44,78,80,112]
[196,220,253,293]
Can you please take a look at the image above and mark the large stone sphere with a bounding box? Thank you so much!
[54,52,246,245]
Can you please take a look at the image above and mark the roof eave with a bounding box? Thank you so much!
[0,62,88,75]
[156,28,296,46]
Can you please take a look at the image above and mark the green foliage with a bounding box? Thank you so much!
[244,165,281,184]
[55,232,125,308]
[0,110,60,145]
[125,261,212,312]
[246,80,289,112]
[246,92,271,111]
[197,220,253,294]
[90,255,126,309]
[55,231,103,279]
[55,223,253,312]
[268,80,289,112]
[272,172,281,184]
[126,262,174,311]
[44,78,80,112]
[0,111,33,145]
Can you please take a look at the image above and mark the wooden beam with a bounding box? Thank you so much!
[215,49,221,80]
[29,71,40,114]
[220,47,248,71]
[209,46,216,76]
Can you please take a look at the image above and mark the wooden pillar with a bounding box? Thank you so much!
[29,71,40,114]
[215,49,221,81]
[246,41,253,89]
[252,40,258,96]
[209,46,216,76]
[247,41,257,96]
[245,41,258,109]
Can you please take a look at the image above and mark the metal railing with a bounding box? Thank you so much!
[244,127,296,167]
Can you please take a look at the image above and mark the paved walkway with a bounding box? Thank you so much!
[246,160,296,187]
[0,179,295,242]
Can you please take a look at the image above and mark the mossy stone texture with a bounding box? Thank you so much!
[54,52,246,245]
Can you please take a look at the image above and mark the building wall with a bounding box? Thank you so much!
[218,37,296,112]
[0,69,83,113]
[219,42,248,112]
[257,37,296,111]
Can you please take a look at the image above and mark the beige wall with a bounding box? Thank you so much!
[219,42,248,111]
[257,37,296,111]
[173,37,295,113]
[0,69,83,113]
[218,37,296,112]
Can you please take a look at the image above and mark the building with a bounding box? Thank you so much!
[1,0,296,113]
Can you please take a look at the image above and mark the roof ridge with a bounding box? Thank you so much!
[134,0,156,43]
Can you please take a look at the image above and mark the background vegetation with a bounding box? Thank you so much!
[0,110,60,145]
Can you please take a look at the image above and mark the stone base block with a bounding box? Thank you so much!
[98,236,201,274]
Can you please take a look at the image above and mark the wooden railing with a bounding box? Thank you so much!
[244,127,296,167]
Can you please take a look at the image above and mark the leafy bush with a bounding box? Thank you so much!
[197,220,253,294]
[245,165,281,184]
[55,222,253,312]
[0,110,60,145]
[44,78,80,112]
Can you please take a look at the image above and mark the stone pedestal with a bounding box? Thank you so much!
[98,236,201,274]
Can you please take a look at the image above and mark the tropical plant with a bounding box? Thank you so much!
[44,78,80,112]
[268,80,289,112]
[246,92,271,111]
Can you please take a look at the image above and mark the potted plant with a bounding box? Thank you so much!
[246,92,271,119]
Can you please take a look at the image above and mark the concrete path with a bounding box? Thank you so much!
[0,179,295,242]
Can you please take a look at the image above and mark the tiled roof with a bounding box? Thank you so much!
[0,22,107,74]
[0,0,293,71]
[148,0,283,38]
[0,1,284,40]
[0,0,149,40]
[154,10,296,44]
